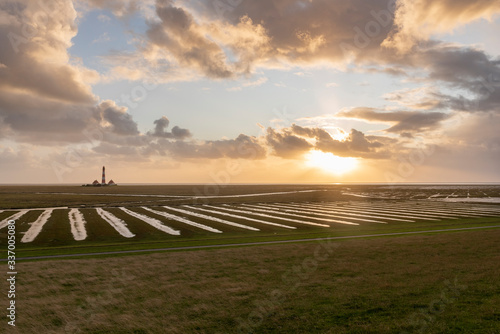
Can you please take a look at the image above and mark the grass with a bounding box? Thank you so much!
[1,184,499,333]
[7,228,500,333]
[2,211,499,259]
[3,183,497,209]
[0,184,342,209]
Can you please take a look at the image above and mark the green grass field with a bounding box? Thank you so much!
[1,184,499,333]
[9,228,500,333]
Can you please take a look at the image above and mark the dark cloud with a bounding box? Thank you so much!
[171,126,191,139]
[0,90,100,144]
[152,133,266,160]
[149,116,192,139]
[314,128,384,157]
[416,46,500,93]
[266,124,384,159]
[153,116,169,133]
[337,107,451,134]
[266,127,313,158]
[146,0,235,78]
[207,134,267,159]
[98,101,139,136]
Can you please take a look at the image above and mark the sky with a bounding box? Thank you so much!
[0,0,499,184]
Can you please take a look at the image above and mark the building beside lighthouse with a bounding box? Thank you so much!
[83,166,118,186]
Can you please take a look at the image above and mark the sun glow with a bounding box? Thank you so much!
[305,150,358,175]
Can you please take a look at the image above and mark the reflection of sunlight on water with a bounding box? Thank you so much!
[305,150,358,175]
[440,197,500,203]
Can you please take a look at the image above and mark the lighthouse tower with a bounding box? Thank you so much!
[102,166,106,185]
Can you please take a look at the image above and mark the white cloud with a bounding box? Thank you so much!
[383,0,500,53]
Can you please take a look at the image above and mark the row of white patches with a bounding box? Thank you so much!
[328,202,500,218]
[119,207,180,236]
[238,204,360,225]
[160,206,256,231]
[274,203,437,221]
[346,203,471,218]
[182,205,296,229]
[287,201,500,221]
[303,202,446,220]
[0,209,88,243]
[1,201,499,242]
[216,205,330,227]
[242,204,381,224]
[258,203,403,223]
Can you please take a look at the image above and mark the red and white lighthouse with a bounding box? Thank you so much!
[102,166,106,185]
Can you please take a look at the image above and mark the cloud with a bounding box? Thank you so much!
[418,45,500,90]
[92,141,141,156]
[399,44,500,113]
[145,0,236,79]
[337,107,451,134]
[384,87,445,110]
[413,112,500,180]
[93,0,500,115]
[383,0,500,53]
[0,145,34,166]
[0,91,96,143]
[227,76,268,91]
[83,0,152,18]
[155,133,267,160]
[103,0,500,118]
[0,0,122,145]
[148,116,191,139]
[0,0,98,104]
[213,0,395,64]
[97,100,139,136]
[171,126,191,139]
[106,0,397,81]
[266,127,313,158]
[266,124,384,159]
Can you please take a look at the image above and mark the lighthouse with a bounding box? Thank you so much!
[82,166,117,186]
[102,166,106,185]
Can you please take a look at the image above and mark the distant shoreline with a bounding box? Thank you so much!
[1,182,500,186]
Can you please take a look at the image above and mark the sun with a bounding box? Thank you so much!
[305,150,358,175]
